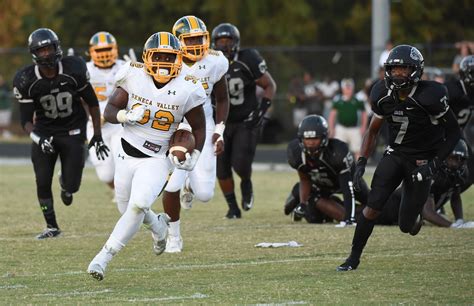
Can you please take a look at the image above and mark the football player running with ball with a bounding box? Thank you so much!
[87,32,206,281]
[162,15,230,253]
[212,23,277,219]
[337,45,461,271]
[86,31,126,197]
[13,28,108,239]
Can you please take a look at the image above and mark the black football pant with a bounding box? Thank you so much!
[217,122,259,180]
[31,134,86,199]
[368,152,431,232]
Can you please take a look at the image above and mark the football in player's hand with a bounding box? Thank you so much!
[169,129,195,162]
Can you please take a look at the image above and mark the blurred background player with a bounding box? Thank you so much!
[162,15,229,253]
[377,139,472,228]
[212,23,276,218]
[338,45,461,271]
[444,55,474,184]
[87,32,206,281]
[285,115,369,226]
[86,31,126,197]
[13,28,108,239]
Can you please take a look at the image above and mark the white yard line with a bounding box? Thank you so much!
[33,289,112,297]
[8,250,473,279]
[126,293,208,302]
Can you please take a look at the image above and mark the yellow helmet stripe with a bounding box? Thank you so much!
[159,32,169,46]
[99,32,106,43]
[188,16,199,30]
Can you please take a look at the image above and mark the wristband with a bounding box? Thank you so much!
[214,122,225,136]
[30,132,41,145]
[116,110,128,123]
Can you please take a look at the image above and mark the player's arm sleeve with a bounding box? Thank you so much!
[79,83,99,107]
[336,144,356,212]
[13,72,35,129]
[247,49,266,80]
[215,52,229,80]
[287,139,303,170]
[369,80,385,119]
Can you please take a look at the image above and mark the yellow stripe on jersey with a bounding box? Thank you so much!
[160,32,169,46]
[188,16,199,29]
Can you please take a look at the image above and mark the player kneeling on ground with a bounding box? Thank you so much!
[285,115,369,226]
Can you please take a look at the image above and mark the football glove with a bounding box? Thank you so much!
[411,157,439,182]
[88,135,110,160]
[116,105,146,125]
[244,97,272,128]
[170,150,201,171]
[353,157,367,192]
[293,203,307,218]
[30,132,55,154]
[123,48,137,62]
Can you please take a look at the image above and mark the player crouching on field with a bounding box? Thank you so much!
[285,115,369,227]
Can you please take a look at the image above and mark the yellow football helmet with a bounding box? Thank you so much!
[172,15,209,61]
[142,32,183,84]
[89,31,118,68]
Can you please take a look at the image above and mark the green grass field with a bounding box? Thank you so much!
[0,165,473,304]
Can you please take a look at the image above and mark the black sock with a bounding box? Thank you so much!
[240,179,253,202]
[350,214,375,259]
[39,198,59,229]
[224,192,239,210]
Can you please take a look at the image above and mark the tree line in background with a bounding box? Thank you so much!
[1,0,473,49]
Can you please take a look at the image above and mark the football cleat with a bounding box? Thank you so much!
[291,211,302,222]
[165,235,183,253]
[36,227,61,239]
[225,208,241,219]
[284,193,298,215]
[87,262,105,281]
[153,213,171,255]
[242,193,254,211]
[409,214,423,236]
[180,177,194,210]
[335,220,357,228]
[336,257,360,272]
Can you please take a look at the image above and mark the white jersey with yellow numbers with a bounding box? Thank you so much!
[115,61,206,157]
[87,59,126,114]
[183,49,228,121]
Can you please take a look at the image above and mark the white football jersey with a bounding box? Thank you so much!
[115,61,206,157]
[87,59,126,114]
[182,49,228,119]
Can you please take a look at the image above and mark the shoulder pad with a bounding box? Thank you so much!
[13,65,35,101]
[416,81,448,106]
[63,56,87,72]
[369,80,388,103]
[114,61,136,86]
[326,139,354,172]
[287,139,303,169]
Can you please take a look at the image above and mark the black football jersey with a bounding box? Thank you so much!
[225,48,267,123]
[13,56,90,137]
[370,80,450,160]
[287,138,354,195]
[430,166,471,210]
[444,79,474,129]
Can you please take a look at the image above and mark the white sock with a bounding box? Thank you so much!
[91,245,116,269]
[168,219,181,237]
[143,209,160,241]
[106,205,145,252]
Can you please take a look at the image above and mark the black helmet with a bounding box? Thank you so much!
[443,139,469,173]
[211,23,240,60]
[297,115,329,156]
[28,28,62,68]
[384,44,424,90]
[459,55,474,88]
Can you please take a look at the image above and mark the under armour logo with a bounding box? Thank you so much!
[168,90,176,95]
[199,65,206,70]
[118,154,125,160]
